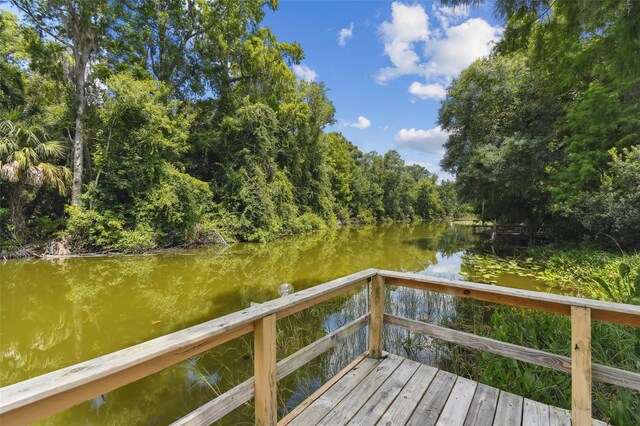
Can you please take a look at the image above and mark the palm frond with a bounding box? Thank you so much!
[35,140,66,160]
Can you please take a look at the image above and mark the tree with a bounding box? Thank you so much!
[439,55,561,224]
[11,0,113,205]
[0,111,70,237]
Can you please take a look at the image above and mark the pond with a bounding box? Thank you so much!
[0,222,549,425]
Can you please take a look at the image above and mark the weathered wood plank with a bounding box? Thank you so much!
[346,358,420,425]
[369,275,385,359]
[384,314,640,391]
[376,364,438,426]
[279,353,368,426]
[523,399,550,426]
[493,391,523,426]
[275,314,369,380]
[548,406,571,426]
[406,370,457,426]
[174,316,369,426]
[275,279,368,320]
[572,306,592,426]
[463,383,500,426]
[286,357,383,426]
[171,376,254,426]
[379,270,640,327]
[0,269,378,426]
[0,322,253,426]
[436,376,478,426]
[316,354,404,425]
[255,314,277,426]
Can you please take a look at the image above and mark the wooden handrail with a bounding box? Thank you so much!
[379,270,640,327]
[0,269,376,426]
[172,315,370,425]
[1,268,638,426]
[383,314,640,391]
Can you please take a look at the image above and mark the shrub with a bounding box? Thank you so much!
[139,164,213,245]
[292,212,327,234]
[64,205,124,252]
[356,209,376,225]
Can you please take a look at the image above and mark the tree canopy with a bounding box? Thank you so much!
[0,4,455,252]
[439,0,640,246]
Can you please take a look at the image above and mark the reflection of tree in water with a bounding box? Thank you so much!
[1,222,478,424]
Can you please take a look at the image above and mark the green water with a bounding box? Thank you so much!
[0,222,547,424]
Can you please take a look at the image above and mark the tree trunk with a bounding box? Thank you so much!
[70,56,87,206]
[9,184,26,238]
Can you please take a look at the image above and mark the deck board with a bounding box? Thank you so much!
[375,364,438,426]
[463,383,500,426]
[316,355,404,425]
[283,353,611,426]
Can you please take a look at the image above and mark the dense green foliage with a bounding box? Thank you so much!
[441,301,639,425]
[0,4,455,252]
[440,0,640,247]
[445,245,640,424]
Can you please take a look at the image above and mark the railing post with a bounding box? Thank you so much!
[368,274,385,358]
[254,314,277,426]
[571,306,592,425]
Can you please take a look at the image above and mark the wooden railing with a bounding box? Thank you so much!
[1,269,638,426]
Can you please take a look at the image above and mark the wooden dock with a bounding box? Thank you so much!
[281,353,608,426]
[1,269,638,426]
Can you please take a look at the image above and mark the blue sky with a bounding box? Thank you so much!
[264,1,503,179]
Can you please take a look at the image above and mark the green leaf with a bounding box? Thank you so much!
[619,263,631,279]
[592,277,616,301]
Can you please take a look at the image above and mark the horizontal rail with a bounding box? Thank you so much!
[384,314,640,391]
[172,314,370,425]
[379,270,640,327]
[0,269,376,426]
[2,269,639,426]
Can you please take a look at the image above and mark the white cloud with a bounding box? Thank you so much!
[432,3,470,29]
[376,2,429,84]
[338,23,354,46]
[424,18,501,77]
[291,64,318,82]
[349,116,371,129]
[375,2,502,92]
[408,82,447,100]
[395,126,449,154]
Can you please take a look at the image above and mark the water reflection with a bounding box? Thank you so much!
[0,222,538,424]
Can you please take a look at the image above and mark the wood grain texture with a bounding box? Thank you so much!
[435,376,478,426]
[286,357,383,426]
[279,353,369,426]
[316,354,404,425]
[549,406,571,426]
[406,370,457,426]
[384,314,640,391]
[346,358,420,425]
[571,306,592,426]
[171,377,255,426]
[493,391,523,426]
[369,275,385,358]
[255,314,277,426]
[376,364,438,426]
[0,269,378,426]
[523,399,550,426]
[463,383,500,426]
[379,270,640,327]
[174,316,369,426]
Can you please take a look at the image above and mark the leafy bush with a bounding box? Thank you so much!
[139,164,213,245]
[64,205,125,252]
[356,209,376,225]
[117,224,156,253]
[292,212,327,234]
[573,146,640,247]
